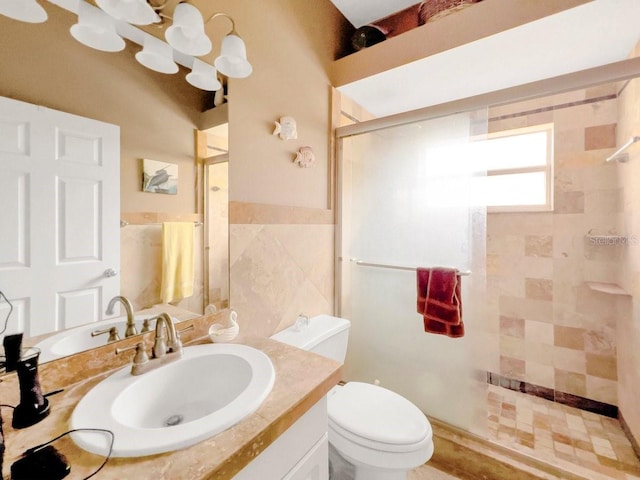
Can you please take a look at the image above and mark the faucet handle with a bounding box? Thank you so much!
[116,342,149,367]
[140,318,152,333]
[172,324,194,351]
[91,326,121,342]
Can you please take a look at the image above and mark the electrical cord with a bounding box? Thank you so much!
[0,386,63,410]
[0,291,14,335]
[20,428,114,480]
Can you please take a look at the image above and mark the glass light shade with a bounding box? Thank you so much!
[70,2,125,53]
[186,60,222,91]
[0,0,47,23]
[95,0,159,26]
[165,3,211,56]
[214,34,252,79]
[135,35,178,74]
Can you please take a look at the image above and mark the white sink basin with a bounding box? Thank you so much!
[34,315,176,362]
[71,343,275,457]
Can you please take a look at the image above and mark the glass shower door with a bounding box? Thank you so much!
[338,110,488,434]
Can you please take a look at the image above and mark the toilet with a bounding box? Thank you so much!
[271,314,434,480]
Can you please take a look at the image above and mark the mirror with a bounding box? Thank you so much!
[0,3,229,365]
[202,122,230,313]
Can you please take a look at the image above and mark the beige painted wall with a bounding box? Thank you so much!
[210,0,348,335]
[212,0,348,210]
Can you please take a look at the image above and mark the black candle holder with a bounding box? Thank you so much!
[12,347,50,429]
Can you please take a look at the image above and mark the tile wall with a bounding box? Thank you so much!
[229,202,335,337]
[487,84,627,408]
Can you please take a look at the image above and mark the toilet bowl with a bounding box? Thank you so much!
[328,382,433,480]
[270,315,434,480]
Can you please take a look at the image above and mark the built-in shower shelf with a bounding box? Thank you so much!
[586,282,629,296]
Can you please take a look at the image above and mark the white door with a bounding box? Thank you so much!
[0,96,120,338]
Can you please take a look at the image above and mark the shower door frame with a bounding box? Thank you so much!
[334,56,640,314]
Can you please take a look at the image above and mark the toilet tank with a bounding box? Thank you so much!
[270,314,350,363]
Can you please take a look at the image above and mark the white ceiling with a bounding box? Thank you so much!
[335,0,640,117]
[328,0,419,27]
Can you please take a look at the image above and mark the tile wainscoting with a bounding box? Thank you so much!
[229,201,335,337]
[487,371,618,418]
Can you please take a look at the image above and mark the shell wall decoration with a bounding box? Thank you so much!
[294,146,315,168]
[273,116,297,140]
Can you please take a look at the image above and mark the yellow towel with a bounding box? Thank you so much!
[160,222,195,304]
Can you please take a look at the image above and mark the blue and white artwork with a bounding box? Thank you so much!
[142,159,178,195]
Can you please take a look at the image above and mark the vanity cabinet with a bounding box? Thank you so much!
[234,397,328,480]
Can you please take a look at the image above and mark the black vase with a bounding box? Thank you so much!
[351,25,386,51]
[12,348,50,429]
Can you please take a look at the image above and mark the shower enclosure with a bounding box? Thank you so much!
[336,109,490,435]
[336,57,640,476]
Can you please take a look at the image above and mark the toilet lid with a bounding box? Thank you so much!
[328,382,431,447]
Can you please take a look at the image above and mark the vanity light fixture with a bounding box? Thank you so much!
[165,2,211,56]
[186,59,222,91]
[0,0,252,91]
[208,13,253,79]
[94,0,253,79]
[135,34,179,74]
[0,0,47,23]
[95,0,160,26]
[71,1,125,53]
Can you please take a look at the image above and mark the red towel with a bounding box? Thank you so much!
[416,267,464,338]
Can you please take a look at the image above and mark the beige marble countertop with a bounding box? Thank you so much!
[1,329,342,479]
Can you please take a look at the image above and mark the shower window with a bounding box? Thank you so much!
[473,123,553,212]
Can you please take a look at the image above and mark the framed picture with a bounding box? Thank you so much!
[142,159,178,195]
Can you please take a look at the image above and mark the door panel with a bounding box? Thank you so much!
[0,96,120,339]
[0,170,29,268]
[58,288,101,330]
[57,176,100,262]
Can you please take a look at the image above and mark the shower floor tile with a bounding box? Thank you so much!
[487,384,640,479]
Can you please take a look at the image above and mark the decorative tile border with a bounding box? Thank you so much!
[229,201,334,225]
[121,211,203,225]
[486,371,617,418]
[619,411,640,460]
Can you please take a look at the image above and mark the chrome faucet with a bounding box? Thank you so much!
[105,296,137,337]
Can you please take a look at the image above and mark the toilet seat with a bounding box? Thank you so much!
[328,382,432,453]
[327,382,434,471]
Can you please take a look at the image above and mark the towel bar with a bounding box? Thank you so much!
[605,136,640,163]
[348,258,471,276]
[120,220,203,227]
